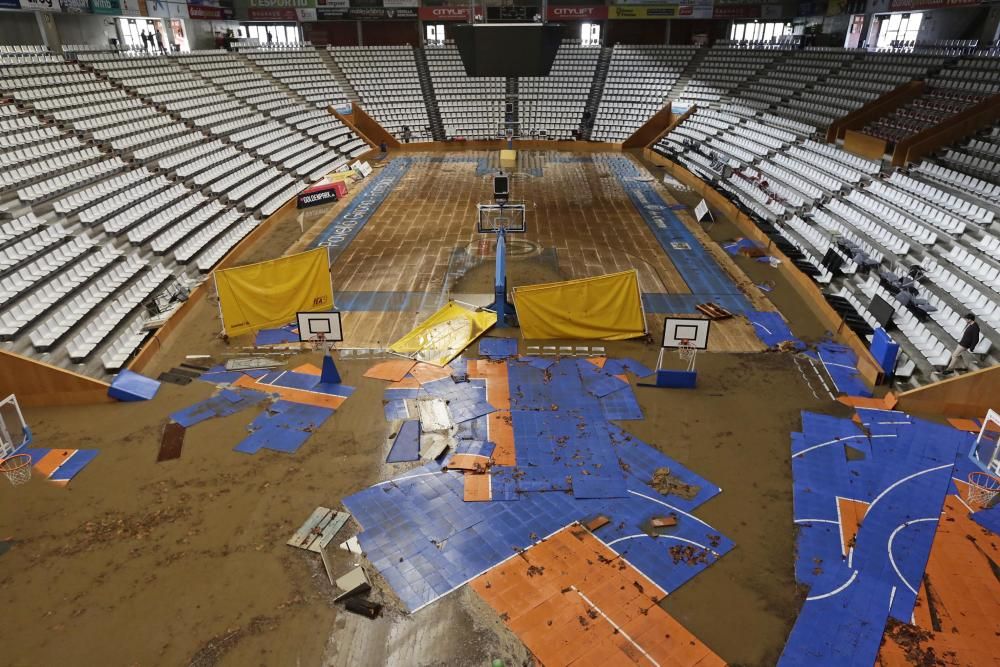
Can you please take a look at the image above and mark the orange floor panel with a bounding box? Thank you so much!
[876,495,1000,666]
[364,359,417,382]
[463,473,492,502]
[837,393,897,410]
[409,362,453,384]
[471,525,726,667]
[33,449,77,478]
[232,374,346,409]
[836,497,869,556]
[946,418,981,433]
[291,363,322,376]
[469,359,515,466]
[584,356,607,368]
[387,376,421,390]
[445,453,489,471]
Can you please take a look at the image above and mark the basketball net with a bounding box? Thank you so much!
[678,339,697,372]
[967,472,1000,509]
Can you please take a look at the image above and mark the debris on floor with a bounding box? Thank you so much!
[333,566,372,602]
[287,507,351,552]
[157,422,186,462]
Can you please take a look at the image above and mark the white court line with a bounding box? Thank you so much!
[804,357,837,401]
[752,321,773,335]
[865,464,954,518]
[806,569,858,601]
[373,471,442,487]
[794,518,840,525]
[792,434,871,459]
[792,357,820,400]
[627,489,716,531]
[264,370,287,385]
[848,546,854,569]
[887,517,939,596]
[410,523,569,614]
[606,533,721,556]
[951,478,975,513]
[571,586,660,667]
[889,585,897,611]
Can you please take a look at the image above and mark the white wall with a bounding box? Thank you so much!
[54,13,118,47]
[0,11,44,45]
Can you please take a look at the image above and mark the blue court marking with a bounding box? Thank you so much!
[782,408,967,664]
[311,157,414,257]
[479,338,518,359]
[344,354,732,612]
[599,155,751,314]
[198,367,271,385]
[817,342,872,398]
[264,370,320,391]
[387,420,421,463]
[722,238,764,256]
[254,324,298,346]
[519,356,556,370]
[335,291,425,312]
[47,449,99,482]
[972,504,1000,534]
[169,389,269,428]
[233,401,334,455]
[747,311,805,349]
[455,440,495,457]
[578,362,629,398]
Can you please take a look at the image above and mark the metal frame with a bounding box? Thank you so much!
[476,202,527,234]
[0,394,31,459]
[661,317,711,350]
[972,408,1000,475]
[296,311,344,344]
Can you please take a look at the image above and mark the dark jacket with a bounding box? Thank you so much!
[959,321,980,349]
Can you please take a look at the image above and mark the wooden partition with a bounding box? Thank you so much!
[826,81,925,142]
[622,102,678,149]
[0,350,112,407]
[394,140,623,153]
[643,148,884,388]
[843,130,888,161]
[329,104,393,150]
[896,365,1000,419]
[894,92,1000,167]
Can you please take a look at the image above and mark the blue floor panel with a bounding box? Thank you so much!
[479,337,518,359]
[387,420,421,463]
[344,352,734,611]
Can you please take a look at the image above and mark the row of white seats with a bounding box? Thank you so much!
[0,236,98,303]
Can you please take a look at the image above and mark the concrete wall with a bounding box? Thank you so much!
[916,6,988,43]
[54,13,118,47]
[0,11,44,45]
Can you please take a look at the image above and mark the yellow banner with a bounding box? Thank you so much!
[215,248,333,337]
[390,301,497,366]
[513,270,646,340]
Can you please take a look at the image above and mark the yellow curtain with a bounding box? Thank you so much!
[215,248,333,337]
[390,301,497,366]
[513,270,646,340]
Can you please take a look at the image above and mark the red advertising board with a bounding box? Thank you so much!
[545,5,608,20]
[248,6,296,19]
[418,5,481,21]
[712,4,761,18]
[888,0,979,9]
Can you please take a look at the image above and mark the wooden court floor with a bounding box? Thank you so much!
[289,151,766,352]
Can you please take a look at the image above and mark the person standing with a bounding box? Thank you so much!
[402,125,411,143]
[945,313,980,374]
[140,30,149,51]
[154,28,165,54]
[266,30,274,46]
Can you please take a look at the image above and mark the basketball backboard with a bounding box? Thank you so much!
[662,317,710,350]
[477,202,527,234]
[296,311,343,343]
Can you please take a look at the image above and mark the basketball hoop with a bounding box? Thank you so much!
[0,453,32,487]
[678,339,697,372]
[967,471,1000,508]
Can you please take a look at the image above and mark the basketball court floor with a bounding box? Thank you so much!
[288,151,772,354]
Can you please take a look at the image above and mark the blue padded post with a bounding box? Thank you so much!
[488,228,517,327]
[656,370,697,389]
[321,354,342,385]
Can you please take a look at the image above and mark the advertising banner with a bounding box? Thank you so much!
[545,5,609,20]
[711,2,760,17]
[90,0,120,14]
[61,0,91,11]
[609,2,712,18]
[889,0,978,8]
[0,0,21,9]
[418,5,479,21]
[19,0,62,11]
[382,0,416,6]
[186,3,232,18]
[146,0,170,16]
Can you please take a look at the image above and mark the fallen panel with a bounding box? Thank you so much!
[287,507,351,552]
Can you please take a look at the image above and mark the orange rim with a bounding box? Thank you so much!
[0,453,31,472]
[968,471,1000,492]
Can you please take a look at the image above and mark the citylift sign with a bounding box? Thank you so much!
[546,5,609,20]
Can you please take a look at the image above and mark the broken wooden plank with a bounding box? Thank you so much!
[157,422,186,462]
[287,507,351,552]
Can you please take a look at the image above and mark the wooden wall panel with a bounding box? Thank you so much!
[0,350,112,407]
[843,130,887,161]
[897,366,1000,419]
[827,81,924,142]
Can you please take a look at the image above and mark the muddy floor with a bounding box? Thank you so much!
[0,150,848,667]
